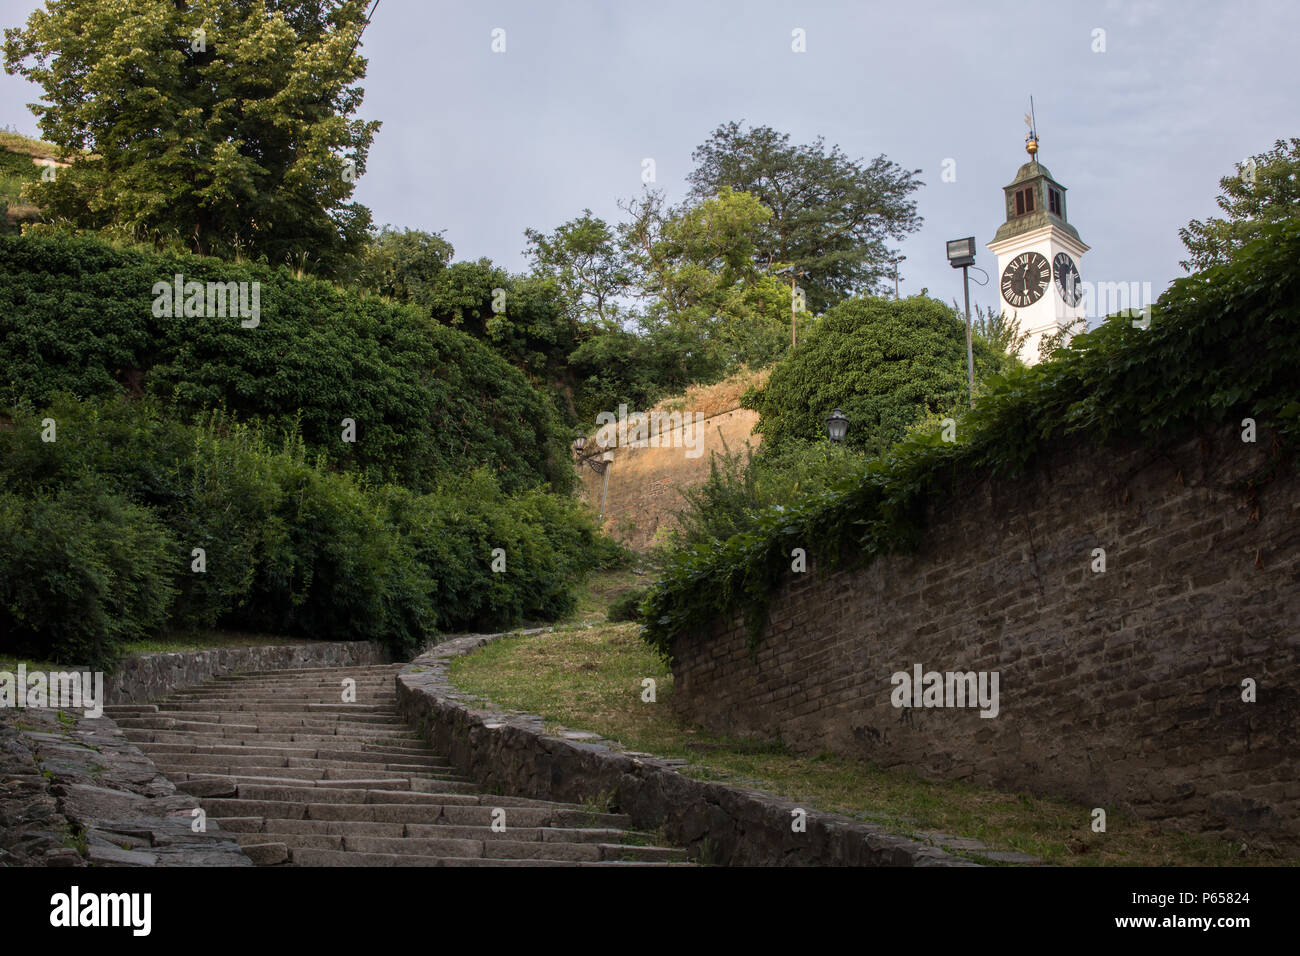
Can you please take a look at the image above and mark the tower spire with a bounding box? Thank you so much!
[1024,96,1039,165]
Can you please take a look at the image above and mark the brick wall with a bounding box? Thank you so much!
[669,425,1300,848]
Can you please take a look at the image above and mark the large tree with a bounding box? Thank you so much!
[687,121,923,312]
[1178,137,1300,272]
[619,187,794,377]
[3,0,379,274]
[524,211,632,327]
[351,225,455,306]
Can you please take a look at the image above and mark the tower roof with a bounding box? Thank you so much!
[1007,160,1054,188]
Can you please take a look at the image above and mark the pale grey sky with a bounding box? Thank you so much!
[2,0,1297,318]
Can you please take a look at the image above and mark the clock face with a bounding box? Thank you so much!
[1001,252,1050,308]
[1053,253,1083,306]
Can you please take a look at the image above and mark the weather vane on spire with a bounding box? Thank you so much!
[1024,95,1039,163]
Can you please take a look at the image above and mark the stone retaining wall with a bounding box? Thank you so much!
[106,640,389,704]
[395,634,976,867]
[668,425,1300,849]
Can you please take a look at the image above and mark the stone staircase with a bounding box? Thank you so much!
[105,664,690,866]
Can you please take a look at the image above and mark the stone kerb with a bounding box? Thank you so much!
[394,632,974,867]
[106,640,389,705]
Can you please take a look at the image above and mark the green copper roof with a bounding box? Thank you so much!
[1007,159,1054,187]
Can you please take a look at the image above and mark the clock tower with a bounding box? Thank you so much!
[987,128,1088,365]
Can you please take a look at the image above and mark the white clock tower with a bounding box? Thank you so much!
[987,128,1088,365]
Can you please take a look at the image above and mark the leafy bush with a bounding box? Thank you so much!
[0,481,176,667]
[607,588,648,623]
[642,217,1300,660]
[743,294,1014,455]
[0,395,617,666]
[665,440,870,553]
[0,232,571,494]
[380,474,617,633]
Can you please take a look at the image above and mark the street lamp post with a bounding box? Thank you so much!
[946,237,977,408]
[892,255,906,299]
[572,435,613,519]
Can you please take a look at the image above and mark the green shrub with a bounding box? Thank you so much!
[666,440,871,553]
[607,588,647,623]
[0,481,176,668]
[0,395,616,664]
[743,294,1012,456]
[380,473,619,632]
[0,232,571,494]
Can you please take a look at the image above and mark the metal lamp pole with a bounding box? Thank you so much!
[962,264,974,408]
[947,237,977,408]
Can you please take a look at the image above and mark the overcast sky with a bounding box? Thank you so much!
[2,0,1297,319]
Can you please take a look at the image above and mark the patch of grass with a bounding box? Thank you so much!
[0,130,62,158]
[578,789,618,814]
[449,608,1285,868]
[562,566,649,623]
[60,824,89,857]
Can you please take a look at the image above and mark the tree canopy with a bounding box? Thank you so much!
[687,121,924,313]
[2,0,379,274]
[1179,137,1300,272]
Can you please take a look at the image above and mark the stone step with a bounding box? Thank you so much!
[170,767,462,787]
[126,659,686,866]
[151,755,450,775]
[176,773,478,794]
[233,783,481,804]
[128,743,449,763]
[202,800,480,822]
[120,733,423,749]
[240,843,290,866]
[213,667,400,680]
[214,818,406,836]
[150,702,398,715]
[148,749,447,768]
[162,694,394,704]
[287,848,583,867]
[115,715,413,731]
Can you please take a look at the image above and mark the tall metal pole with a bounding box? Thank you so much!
[962,264,975,408]
[791,274,797,348]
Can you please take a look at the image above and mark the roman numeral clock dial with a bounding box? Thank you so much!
[1053,252,1083,306]
[1000,251,1050,308]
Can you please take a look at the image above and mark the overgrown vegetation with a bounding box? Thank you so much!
[642,217,1300,657]
[742,294,1018,456]
[0,232,572,494]
[0,396,622,668]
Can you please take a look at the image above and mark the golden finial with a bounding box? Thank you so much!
[1024,97,1039,160]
